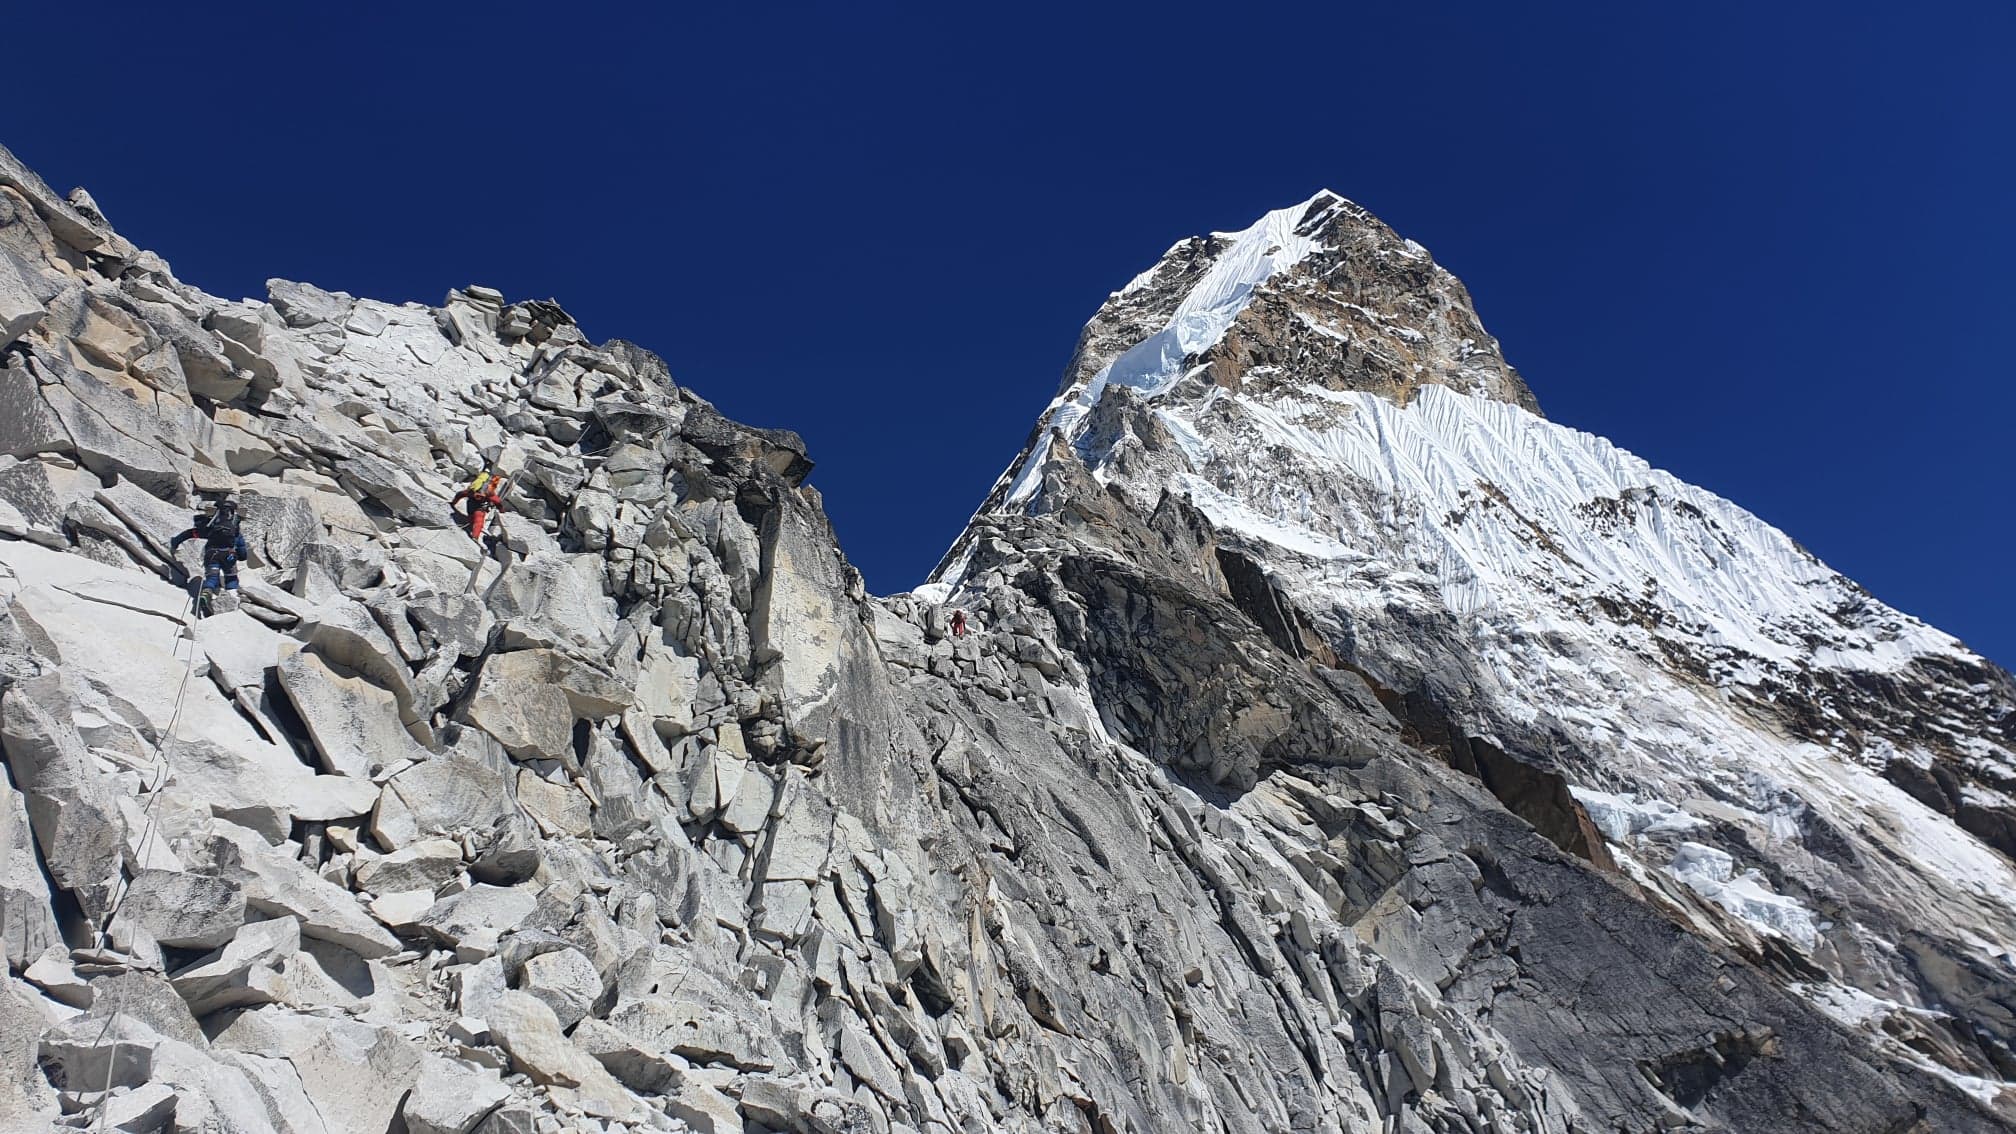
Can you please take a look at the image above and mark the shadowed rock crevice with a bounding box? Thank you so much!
[1208,541,1618,872]
[1215,547,1306,660]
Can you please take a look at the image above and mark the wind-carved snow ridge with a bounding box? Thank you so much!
[1001,192,1344,505]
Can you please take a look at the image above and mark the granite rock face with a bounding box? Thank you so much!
[0,140,2009,1134]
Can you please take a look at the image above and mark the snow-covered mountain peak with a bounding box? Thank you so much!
[939,191,2016,1098]
[951,193,1545,545]
[999,194,1342,506]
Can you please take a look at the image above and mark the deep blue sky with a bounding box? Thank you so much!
[8,4,2011,662]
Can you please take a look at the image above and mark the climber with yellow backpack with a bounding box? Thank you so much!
[451,470,510,544]
[452,469,516,594]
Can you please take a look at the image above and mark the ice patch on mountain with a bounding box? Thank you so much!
[908,581,954,606]
[1797,982,2015,1107]
[1666,842,1822,950]
[1572,787,1707,844]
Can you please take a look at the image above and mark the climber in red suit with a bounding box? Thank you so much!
[452,470,509,543]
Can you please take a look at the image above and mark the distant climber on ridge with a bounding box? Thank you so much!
[169,497,249,615]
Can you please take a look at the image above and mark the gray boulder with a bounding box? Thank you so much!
[207,821,399,958]
[299,598,418,718]
[0,673,123,919]
[0,766,60,970]
[481,647,632,719]
[136,297,243,402]
[568,1018,683,1094]
[665,1080,744,1134]
[370,750,512,847]
[0,979,60,1126]
[0,365,70,460]
[168,915,300,1015]
[353,837,462,894]
[468,676,573,761]
[98,1081,177,1133]
[266,279,354,330]
[113,868,244,950]
[400,1053,511,1134]
[37,1012,165,1094]
[515,770,591,838]
[605,995,778,1073]
[212,1008,423,1134]
[518,945,601,1029]
[276,644,427,778]
[468,812,541,885]
[417,884,540,949]
[37,367,191,502]
[0,246,58,348]
[160,734,378,842]
[486,990,632,1106]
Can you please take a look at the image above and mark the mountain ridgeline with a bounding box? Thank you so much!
[0,144,2011,1133]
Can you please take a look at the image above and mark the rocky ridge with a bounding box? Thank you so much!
[0,140,2008,1134]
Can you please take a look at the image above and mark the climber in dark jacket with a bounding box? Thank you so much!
[169,498,250,600]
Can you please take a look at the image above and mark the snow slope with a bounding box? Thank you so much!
[1125,377,2016,964]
